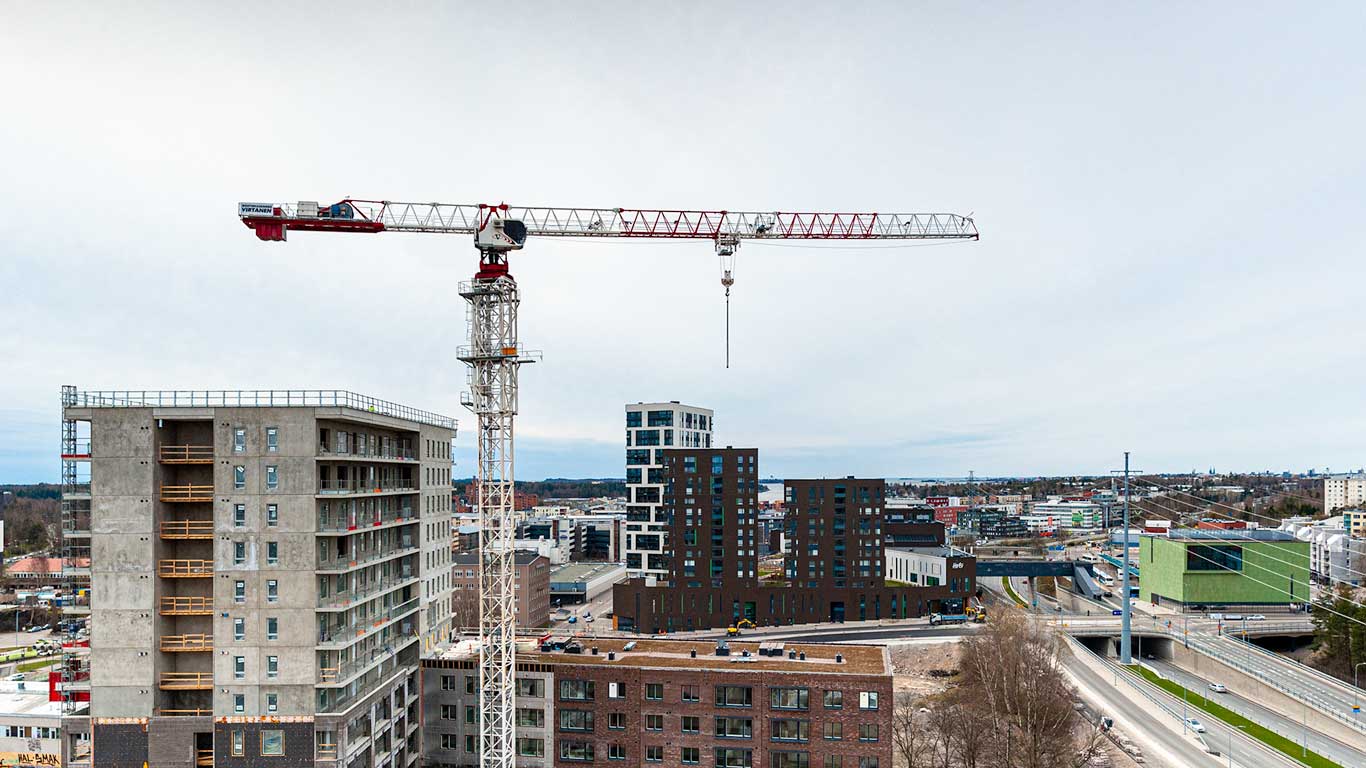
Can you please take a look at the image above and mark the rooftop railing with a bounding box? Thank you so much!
[63,388,456,430]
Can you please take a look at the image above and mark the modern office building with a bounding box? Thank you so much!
[59,388,455,768]
[885,547,975,589]
[1136,529,1310,609]
[624,402,713,580]
[1342,508,1366,539]
[613,454,975,633]
[421,637,893,768]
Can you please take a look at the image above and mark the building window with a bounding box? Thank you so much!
[610,744,627,761]
[233,694,245,714]
[267,541,278,565]
[715,748,752,768]
[234,656,245,679]
[234,581,245,603]
[232,617,245,641]
[608,712,626,730]
[266,579,278,602]
[266,655,278,679]
[560,680,594,701]
[441,675,457,691]
[608,681,626,699]
[858,691,879,711]
[258,730,283,756]
[645,714,663,731]
[233,504,246,527]
[682,684,700,702]
[858,724,878,742]
[266,503,278,526]
[266,465,278,490]
[715,717,753,738]
[441,734,458,750]
[716,685,753,708]
[517,678,544,697]
[645,746,663,763]
[682,747,700,765]
[771,720,810,742]
[517,708,545,728]
[646,683,663,700]
[824,758,841,768]
[231,730,244,756]
[681,716,699,734]
[233,428,246,453]
[517,738,545,758]
[770,688,809,710]
[627,411,642,428]
[822,690,842,709]
[266,693,278,713]
[772,753,809,768]
[466,706,478,725]
[560,740,594,762]
[858,759,877,768]
[440,705,458,720]
[233,541,246,566]
[266,427,278,452]
[234,466,246,490]
[559,710,594,732]
[822,723,841,740]
[466,675,477,694]
[266,617,278,640]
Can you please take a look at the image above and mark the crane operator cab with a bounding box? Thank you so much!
[476,206,529,253]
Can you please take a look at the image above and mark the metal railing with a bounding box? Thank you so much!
[317,544,417,573]
[318,575,419,610]
[316,744,338,759]
[160,445,214,463]
[160,634,213,652]
[160,671,214,690]
[64,388,457,430]
[319,446,418,461]
[160,595,213,615]
[161,519,214,539]
[159,559,213,577]
[317,508,416,533]
[318,480,417,495]
[317,600,420,646]
[160,484,213,502]
[157,707,212,717]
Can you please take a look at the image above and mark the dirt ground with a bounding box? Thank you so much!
[888,641,962,697]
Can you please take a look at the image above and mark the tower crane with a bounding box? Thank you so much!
[237,198,978,768]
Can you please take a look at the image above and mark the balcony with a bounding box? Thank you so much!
[161,519,214,539]
[317,544,417,574]
[160,634,213,652]
[161,484,213,503]
[159,559,213,578]
[318,575,419,610]
[317,508,417,534]
[160,596,213,615]
[316,599,420,648]
[316,743,338,760]
[160,671,213,690]
[317,480,416,497]
[160,445,214,464]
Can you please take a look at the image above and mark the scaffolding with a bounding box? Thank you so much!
[59,385,92,714]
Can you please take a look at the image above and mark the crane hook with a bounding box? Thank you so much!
[716,235,739,369]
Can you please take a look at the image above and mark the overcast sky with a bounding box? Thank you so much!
[3,2,1365,483]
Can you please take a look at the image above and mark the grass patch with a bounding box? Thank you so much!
[0,648,39,664]
[15,656,56,673]
[1002,577,1027,607]
[1125,665,1339,768]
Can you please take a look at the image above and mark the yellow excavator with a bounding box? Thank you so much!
[726,618,757,636]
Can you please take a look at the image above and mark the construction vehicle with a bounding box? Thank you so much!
[725,618,756,636]
[237,197,977,768]
[929,609,986,626]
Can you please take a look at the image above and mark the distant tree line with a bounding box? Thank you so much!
[453,478,626,500]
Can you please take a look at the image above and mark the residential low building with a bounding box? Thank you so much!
[1323,473,1366,514]
[452,551,552,629]
[420,637,892,768]
[0,680,67,766]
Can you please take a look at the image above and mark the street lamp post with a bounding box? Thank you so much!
[1228,724,1247,768]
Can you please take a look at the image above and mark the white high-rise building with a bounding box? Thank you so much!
[623,402,713,579]
[1323,473,1366,514]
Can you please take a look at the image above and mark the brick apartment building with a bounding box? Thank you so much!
[421,637,892,768]
[452,551,552,629]
[612,450,975,633]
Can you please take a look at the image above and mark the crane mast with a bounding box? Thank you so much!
[237,198,977,768]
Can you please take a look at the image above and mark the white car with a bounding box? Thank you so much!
[1244,614,1265,621]
[1184,718,1205,733]
[1207,683,1227,693]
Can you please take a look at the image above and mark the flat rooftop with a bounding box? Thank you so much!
[550,563,625,584]
[62,388,456,430]
[435,637,888,676]
[0,683,63,718]
[1159,529,1297,542]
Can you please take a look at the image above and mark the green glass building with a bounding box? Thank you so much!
[1137,529,1309,609]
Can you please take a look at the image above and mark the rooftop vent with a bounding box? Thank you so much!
[607,652,616,661]
[799,652,806,661]
[690,649,697,658]
[835,654,844,664]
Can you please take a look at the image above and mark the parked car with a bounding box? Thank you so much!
[1207,683,1227,693]
[1184,718,1205,733]
[1244,614,1265,621]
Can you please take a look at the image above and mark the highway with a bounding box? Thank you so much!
[1147,658,1366,767]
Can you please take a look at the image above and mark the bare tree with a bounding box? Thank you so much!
[891,693,933,768]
